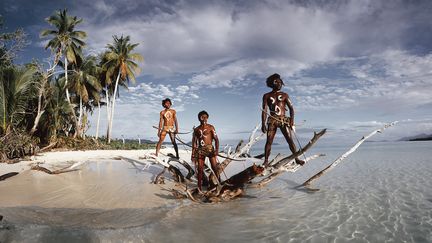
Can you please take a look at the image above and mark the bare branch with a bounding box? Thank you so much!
[302,121,398,186]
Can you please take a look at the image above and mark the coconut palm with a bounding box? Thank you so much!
[0,66,37,135]
[103,35,143,143]
[41,78,72,141]
[40,9,86,103]
[62,54,102,138]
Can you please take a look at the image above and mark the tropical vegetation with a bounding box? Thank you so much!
[0,10,147,162]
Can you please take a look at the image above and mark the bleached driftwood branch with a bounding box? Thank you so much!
[302,121,398,187]
[270,129,327,170]
[219,124,265,172]
[251,154,325,188]
[143,154,195,184]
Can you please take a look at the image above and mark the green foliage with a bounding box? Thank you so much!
[40,9,86,64]
[102,35,143,88]
[0,11,149,161]
[0,66,38,135]
[61,54,102,103]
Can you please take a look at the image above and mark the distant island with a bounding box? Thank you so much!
[399,133,432,141]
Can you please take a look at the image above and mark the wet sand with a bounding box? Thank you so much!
[0,148,185,210]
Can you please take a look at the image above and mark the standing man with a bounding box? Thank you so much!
[261,73,305,166]
[156,98,179,158]
[191,110,220,191]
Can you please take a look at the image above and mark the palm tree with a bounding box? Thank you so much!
[103,35,143,143]
[0,66,37,135]
[63,54,102,138]
[40,9,86,104]
[42,78,72,141]
[96,52,112,140]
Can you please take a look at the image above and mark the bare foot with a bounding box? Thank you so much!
[295,159,305,166]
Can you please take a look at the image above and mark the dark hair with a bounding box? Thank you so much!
[266,73,284,88]
[198,110,209,121]
[162,98,172,108]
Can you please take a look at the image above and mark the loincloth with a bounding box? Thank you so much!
[267,116,291,127]
[194,144,215,159]
[161,126,174,136]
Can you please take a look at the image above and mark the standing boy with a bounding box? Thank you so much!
[191,110,220,191]
[156,98,179,158]
[261,73,305,166]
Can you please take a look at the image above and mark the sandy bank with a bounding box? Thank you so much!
[0,148,190,210]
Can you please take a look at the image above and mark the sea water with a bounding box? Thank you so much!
[1,141,431,242]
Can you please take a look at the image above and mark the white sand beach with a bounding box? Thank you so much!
[0,148,193,210]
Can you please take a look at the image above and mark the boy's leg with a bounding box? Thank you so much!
[155,131,167,156]
[169,133,179,158]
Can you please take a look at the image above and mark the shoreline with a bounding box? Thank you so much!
[0,148,191,210]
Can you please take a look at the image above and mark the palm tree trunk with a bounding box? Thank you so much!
[96,101,101,139]
[77,97,83,138]
[107,72,121,143]
[30,75,47,135]
[31,50,61,135]
[105,87,111,142]
[64,57,79,138]
[65,57,70,103]
[1,83,6,133]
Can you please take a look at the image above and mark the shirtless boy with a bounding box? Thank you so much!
[191,110,220,191]
[261,73,305,166]
[156,98,179,158]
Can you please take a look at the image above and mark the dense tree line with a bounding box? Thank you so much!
[0,10,143,161]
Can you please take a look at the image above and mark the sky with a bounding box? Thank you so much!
[1,0,432,145]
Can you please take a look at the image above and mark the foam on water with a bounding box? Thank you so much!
[1,141,432,242]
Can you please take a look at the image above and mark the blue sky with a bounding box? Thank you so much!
[2,0,432,144]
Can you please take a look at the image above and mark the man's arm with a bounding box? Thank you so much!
[157,112,163,137]
[286,95,295,127]
[191,130,197,162]
[212,126,219,156]
[261,94,268,133]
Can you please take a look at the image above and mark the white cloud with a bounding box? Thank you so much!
[55,0,432,139]
[77,0,340,78]
[94,0,115,17]
[159,84,174,97]
[176,85,190,94]
[188,58,309,88]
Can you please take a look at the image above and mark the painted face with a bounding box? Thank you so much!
[163,101,171,108]
[199,114,208,124]
[273,78,283,90]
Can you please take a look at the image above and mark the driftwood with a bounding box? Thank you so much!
[31,165,78,174]
[30,163,81,175]
[218,125,265,174]
[251,154,326,188]
[301,121,398,187]
[139,125,325,203]
[0,172,19,181]
[142,154,192,184]
[168,128,326,203]
[145,121,396,203]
